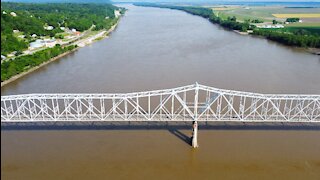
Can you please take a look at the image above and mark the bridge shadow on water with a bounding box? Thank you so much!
[2,122,320,146]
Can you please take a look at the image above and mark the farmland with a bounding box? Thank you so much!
[272,14,320,18]
[209,5,320,36]
[210,6,320,23]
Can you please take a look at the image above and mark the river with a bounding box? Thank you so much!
[1,4,320,180]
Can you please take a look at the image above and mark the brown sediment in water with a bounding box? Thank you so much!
[1,129,320,180]
[1,20,121,88]
[1,48,79,87]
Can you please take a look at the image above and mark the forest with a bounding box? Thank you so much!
[1,2,121,55]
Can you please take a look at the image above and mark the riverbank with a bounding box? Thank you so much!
[1,48,79,87]
[134,3,320,54]
[308,48,320,55]
[1,18,121,87]
[233,30,320,55]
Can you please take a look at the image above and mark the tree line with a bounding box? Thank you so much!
[1,45,77,82]
[134,3,320,48]
[1,2,122,55]
[252,29,320,48]
[134,3,255,32]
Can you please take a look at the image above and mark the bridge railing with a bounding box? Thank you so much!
[1,84,320,122]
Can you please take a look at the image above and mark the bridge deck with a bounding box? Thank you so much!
[2,83,320,123]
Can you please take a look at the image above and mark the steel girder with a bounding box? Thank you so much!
[1,83,320,122]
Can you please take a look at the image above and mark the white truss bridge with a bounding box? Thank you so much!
[1,83,320,123]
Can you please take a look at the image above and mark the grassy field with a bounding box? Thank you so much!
[209,5,320,33]
[272,14,320,18]
[210,6,320,22]
[211,7,238,11]
[285,23,320,27]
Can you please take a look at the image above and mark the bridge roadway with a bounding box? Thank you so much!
[1,83,320,147]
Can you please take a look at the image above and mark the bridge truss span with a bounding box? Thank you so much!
[1,83,320,123]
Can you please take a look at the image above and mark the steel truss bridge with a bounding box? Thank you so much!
[1,83,319,123]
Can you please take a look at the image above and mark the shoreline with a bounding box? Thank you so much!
[1,20,121,88]
[233,30,320,55]
[1,48,79,87]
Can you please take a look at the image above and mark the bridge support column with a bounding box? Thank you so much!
[192,121,199,148]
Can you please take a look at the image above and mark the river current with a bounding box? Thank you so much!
[1,4,320,180]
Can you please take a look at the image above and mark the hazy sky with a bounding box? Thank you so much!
[3,0,320,2]
[112,0,320,2]
[3,0,320,3]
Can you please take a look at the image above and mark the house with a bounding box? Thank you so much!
[74,31,81,36]
[18,35,25,39]
[257,24,284,29]
[31,34,37,38]
[10,12,17,17]
[13,30,20,33]
[29,39,45,50]
[275,24,284,28]
[114,10,121,18]
[1,55,6,60]
[2,11,7,15]
[7,52,16,57]
[23,50,31,55]
[44,39,57,48]
[29,39,57,50]
[44,26,54,30]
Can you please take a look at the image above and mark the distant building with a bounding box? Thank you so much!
[31,34,37,38]
[60,27,65,30]
[29,39,57,50]
[29,39,45,50]
[275,24,284,28]
[3,11,7,15]
[13,30,20,33]
[257,24,284,29]
[7,52,16,58]
[23,50,31,55]
[44,26,54,30]
[1,55,6,60]
[71,28,77,32]
[18,35,25,39]
[10,12,17,17]
[74,31,81,36]
[114,10,121,18]
[43,39,57,48]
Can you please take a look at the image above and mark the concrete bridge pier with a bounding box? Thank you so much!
[192,121,199,148]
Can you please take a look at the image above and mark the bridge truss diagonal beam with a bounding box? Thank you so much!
[1,83,320,123]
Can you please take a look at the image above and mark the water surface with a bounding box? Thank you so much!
[1,4,320,180]
[1,5,320,95]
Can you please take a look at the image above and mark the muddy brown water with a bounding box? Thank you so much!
[1,4,320,180]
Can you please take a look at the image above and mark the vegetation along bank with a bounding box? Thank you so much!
[134,3,320,51]
[1,2,125,84]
